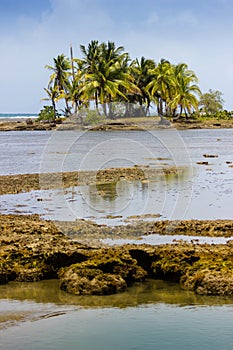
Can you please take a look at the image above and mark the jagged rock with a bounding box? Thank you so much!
[197,161,209,165]
[59,248,147,295]
[60,267,127,295]
[1,214,233,296]
[182,270,233,296]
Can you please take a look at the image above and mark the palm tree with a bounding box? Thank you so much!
[146,59,175,116]
[79,40,137,117]
[80,59,129,115]
[130,56,156,115]
[45,54,71,109]
[100,41,126,64]
[41,85,60,117]
[169,63,201,118]
[170,76,201,118]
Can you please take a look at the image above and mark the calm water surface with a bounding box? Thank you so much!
[0,280,233,350]
[1,304,233,350]
[1,128,233,174]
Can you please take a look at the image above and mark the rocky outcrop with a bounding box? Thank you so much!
[0,214,233,296]
[0,120,57,132]
[0,214,93,283]
[0,166,185,195]
[59,248,147,295]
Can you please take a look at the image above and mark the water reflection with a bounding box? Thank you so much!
[0,170,192,225]
[0,279,232,309]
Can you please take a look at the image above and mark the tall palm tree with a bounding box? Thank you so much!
[79,40,136,116]
[100,41,126,64]
[130,56,156,114]
[80,59,130,115]
[146,59,175,116]
[170,76,201,118]
[45,54,71,109]
[169,63,201,118]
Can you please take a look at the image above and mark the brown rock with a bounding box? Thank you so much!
[59,248,147,295]
[203,154,218,158]
[60,267,127,295]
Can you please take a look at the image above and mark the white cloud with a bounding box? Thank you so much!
[0,0,233,112]
[0,0,115,112]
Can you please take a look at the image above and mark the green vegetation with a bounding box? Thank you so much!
[199,89,224,114]
[81,109,106,126]
[40,40,232,125]
[41,40,205,122]
[37,106,57,122]
[195,110,233,121]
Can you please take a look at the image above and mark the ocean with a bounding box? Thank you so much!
[0,113,38,119]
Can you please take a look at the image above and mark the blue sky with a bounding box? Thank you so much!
[0,0,233,113]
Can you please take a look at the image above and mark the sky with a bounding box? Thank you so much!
[0,0,233,113]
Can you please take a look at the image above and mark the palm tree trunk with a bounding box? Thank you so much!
[52,99,56,119]
[108,102,114,119]
[74,100,78,114]
[70,44,75,81]
[102,103,107,117]
[179,106,183,117]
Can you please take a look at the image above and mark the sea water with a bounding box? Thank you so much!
[0,113,38,120]
[0,304,233,350]
[0,280,233,350]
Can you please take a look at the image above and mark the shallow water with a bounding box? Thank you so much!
[1,129,233,224]
[0,279,233,350]
[0,293,233,350]
[1,279,233,309]
[1,171,233,225]
[1,128,233,175]
[102,234,232,246]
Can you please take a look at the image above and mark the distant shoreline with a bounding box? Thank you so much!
[1,116,233,131]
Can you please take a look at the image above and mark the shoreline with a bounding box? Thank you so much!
[1,117,233,131]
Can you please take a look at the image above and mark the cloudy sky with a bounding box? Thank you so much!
[1,0,233,113]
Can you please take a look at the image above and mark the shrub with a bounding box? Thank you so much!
[37,106,57,122]
[83,110,106,126]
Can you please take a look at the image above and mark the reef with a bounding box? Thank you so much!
[0,214,233,296]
